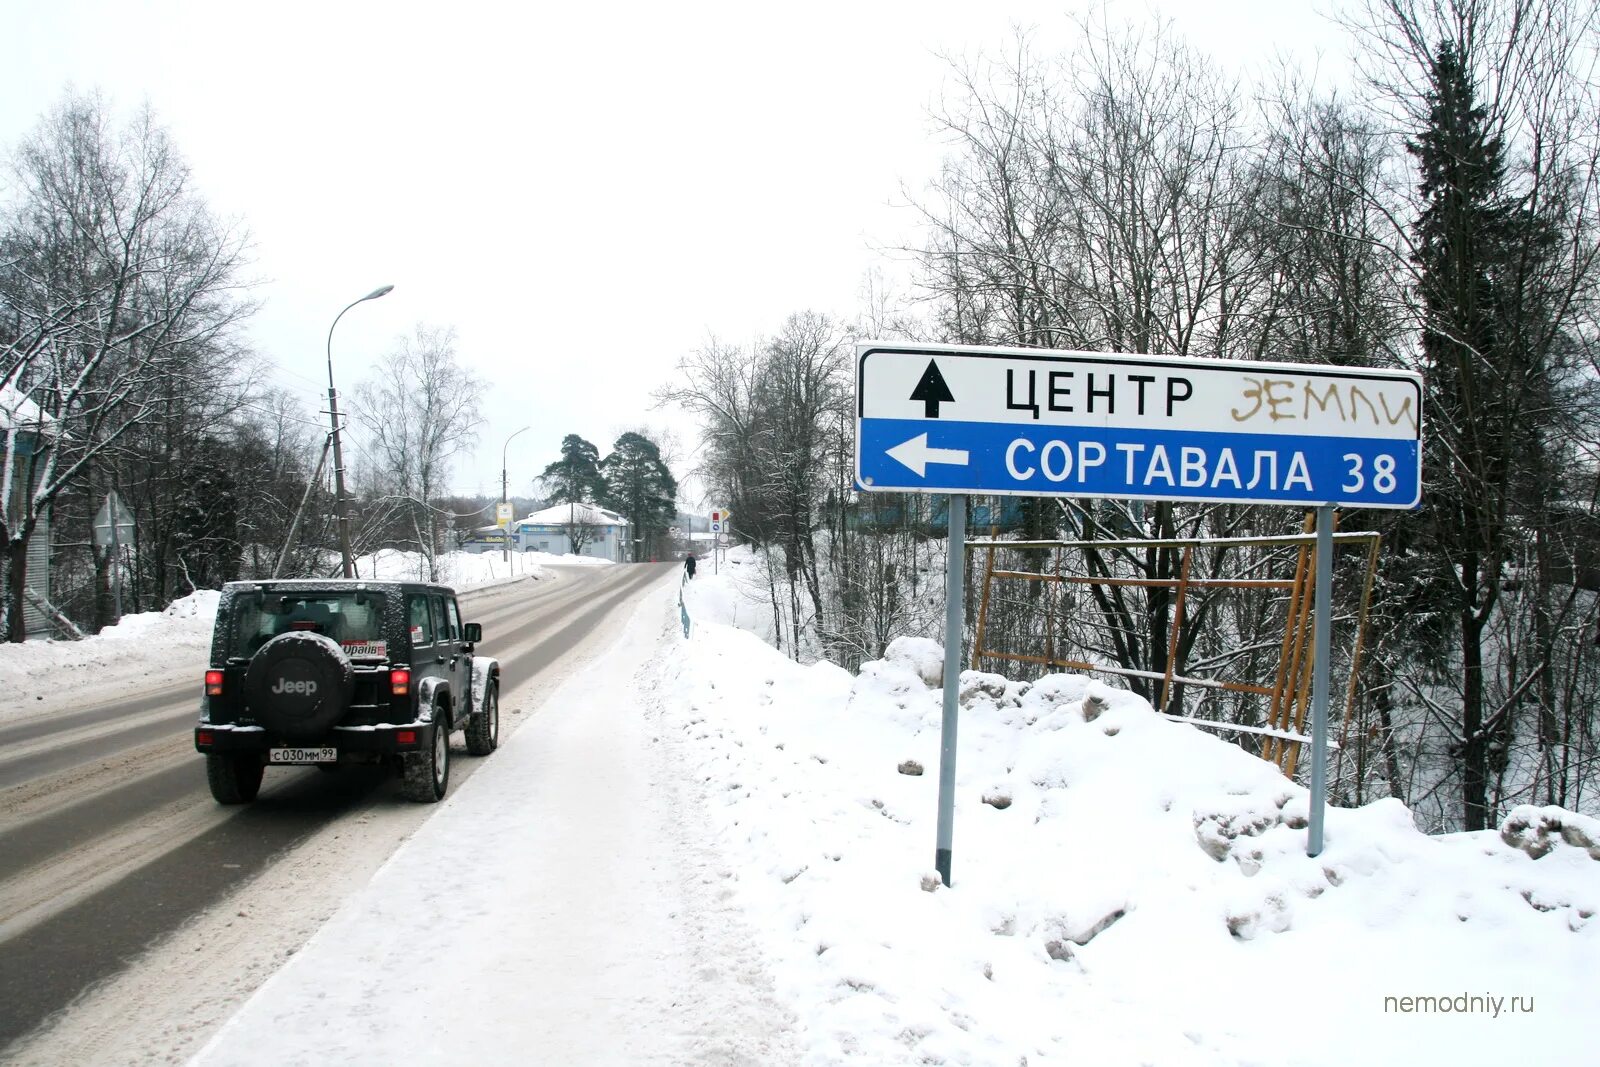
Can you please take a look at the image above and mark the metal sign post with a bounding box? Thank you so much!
[1308,504,1334,855]
[710,509,728,574]
[92,490,137,620]
[496,501,515,564]
[935,495,966,886]
[853,341,1424,877]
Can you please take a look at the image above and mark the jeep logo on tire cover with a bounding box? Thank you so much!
[268,655,326,720]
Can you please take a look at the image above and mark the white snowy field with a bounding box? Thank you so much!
[6,545,1595,1064]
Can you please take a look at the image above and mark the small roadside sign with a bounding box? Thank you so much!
[495,502,514,528]
[855,342,1422,509]
[92,491,137,549]
[93,489,137,621]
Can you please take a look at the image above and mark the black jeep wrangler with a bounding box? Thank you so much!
[193,579,500,805]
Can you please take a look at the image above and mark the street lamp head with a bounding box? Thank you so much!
[362,284,395,301]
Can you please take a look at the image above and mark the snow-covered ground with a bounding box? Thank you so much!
[668,570,1598,1064]
[11,546,1597,1064]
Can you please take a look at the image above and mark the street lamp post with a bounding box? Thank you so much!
[502,425,531,564]
[326,284,394,578]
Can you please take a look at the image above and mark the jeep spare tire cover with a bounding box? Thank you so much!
[245,632,354,741]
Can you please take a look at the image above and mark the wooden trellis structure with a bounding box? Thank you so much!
[969,519,1382,776]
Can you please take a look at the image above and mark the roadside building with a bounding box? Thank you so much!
[1,387,57,638]
[457,524,514,555]
[512,503,630,561]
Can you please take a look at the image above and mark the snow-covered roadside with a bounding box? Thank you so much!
[0,590,220,724]
[191,583,796,1066]
[668,573,1598,1065]
[53,550,1590,1066]
[359,546,556,585]
[0,550,548,728]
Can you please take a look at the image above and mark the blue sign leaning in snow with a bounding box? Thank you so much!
[855,343,1422,509]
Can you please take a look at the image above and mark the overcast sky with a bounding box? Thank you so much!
[2,0,1350,503]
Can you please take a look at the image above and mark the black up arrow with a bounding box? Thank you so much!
[910,359,955,418]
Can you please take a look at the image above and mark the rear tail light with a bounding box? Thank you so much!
[390,668,411,697]
[396,729,418,745]
[196,730,214,747]
[205,670,224,696]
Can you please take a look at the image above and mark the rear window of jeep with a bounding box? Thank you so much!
[229,592,387,660]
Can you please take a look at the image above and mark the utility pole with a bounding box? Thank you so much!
[326,386,356,578]
[502,425,530,565]
[325,285,393,578]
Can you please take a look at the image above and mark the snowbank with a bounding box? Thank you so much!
[666,571,1598,1065]
[0,590,220,718]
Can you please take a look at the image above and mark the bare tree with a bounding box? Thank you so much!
[659,315,849,657]
[915,18,1280,702]
[231,387,329,580]
[0,92,254,638]
[350,324,484,580]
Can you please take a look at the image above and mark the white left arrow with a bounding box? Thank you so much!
[887,433,970,477]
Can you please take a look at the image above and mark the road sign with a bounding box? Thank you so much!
[93,490,137,621]
[92,491,137,549]
[856,342,1422,509]
[495,502,514,527]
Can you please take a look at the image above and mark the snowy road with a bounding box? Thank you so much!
[0,562,677,1064]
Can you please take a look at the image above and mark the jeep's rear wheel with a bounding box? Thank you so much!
[207,753,264,804]
[402,711,450,803]
[465,679,499,756]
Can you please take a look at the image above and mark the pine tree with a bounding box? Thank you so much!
[540,434,606,504]
[599,433,677,561]
[1407,40,1558,830]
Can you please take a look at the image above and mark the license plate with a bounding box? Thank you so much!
[269,746,338,764]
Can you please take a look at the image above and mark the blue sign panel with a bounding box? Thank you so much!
[855,343,1423,509]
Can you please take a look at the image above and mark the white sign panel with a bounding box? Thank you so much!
[855,342,1422,509]
[92,491,137,548]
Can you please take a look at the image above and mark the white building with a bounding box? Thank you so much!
[1,387,57,638]
[457,525,512,554]
[512,503,630,561]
